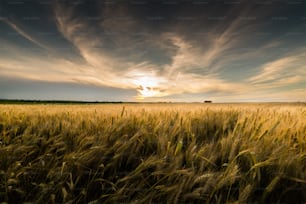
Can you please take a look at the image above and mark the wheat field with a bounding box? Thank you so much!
[0,103,305,203]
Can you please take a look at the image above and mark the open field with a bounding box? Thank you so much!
[0,103,305,203]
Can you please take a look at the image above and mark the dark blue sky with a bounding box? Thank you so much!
[1,0,306,102]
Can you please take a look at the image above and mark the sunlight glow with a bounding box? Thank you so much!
[132,75,164,99]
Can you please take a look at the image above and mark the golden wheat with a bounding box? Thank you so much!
[0,103,305,203]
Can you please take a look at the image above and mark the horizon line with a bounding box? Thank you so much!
[0,99,305,104]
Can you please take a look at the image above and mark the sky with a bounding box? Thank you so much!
[0,0,306,102]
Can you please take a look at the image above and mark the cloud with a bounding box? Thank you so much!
[1,1,306,101]
[249,56,298,83]
[54,5,248,98]
[1,19,49,50]
[248,51,306,89]
[24,1,306,100]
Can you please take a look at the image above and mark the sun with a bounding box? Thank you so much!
[132,75,161,99]
[138,86,158,98]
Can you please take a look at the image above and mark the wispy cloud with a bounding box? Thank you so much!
[248,51,306,89]
[53,6,247,99]
[249,56,298,83]
[1,19,49,50]
[26,1,306,100]
[1,1,306,101]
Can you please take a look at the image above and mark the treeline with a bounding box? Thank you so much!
[0,99,125,104]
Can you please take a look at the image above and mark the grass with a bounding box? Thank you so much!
[0,103,305,203]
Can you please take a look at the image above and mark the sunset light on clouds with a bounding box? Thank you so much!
[0,0,306,102]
